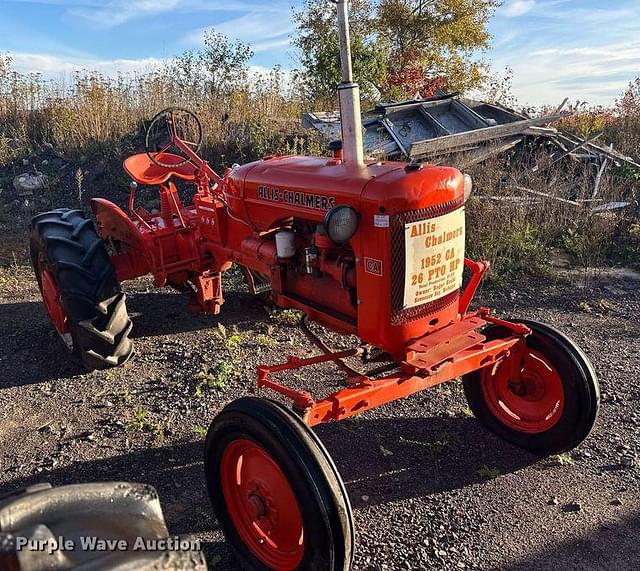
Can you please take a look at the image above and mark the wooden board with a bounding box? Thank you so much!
[409,113,569,159]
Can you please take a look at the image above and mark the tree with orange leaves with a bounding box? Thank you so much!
[294,0,498,102]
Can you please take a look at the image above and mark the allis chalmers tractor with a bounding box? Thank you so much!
[29,1,599,569]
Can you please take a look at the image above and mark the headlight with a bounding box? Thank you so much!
[324,205,359,245]
[463,173,473,201]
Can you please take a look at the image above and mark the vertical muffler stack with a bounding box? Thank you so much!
[335,0,365,166]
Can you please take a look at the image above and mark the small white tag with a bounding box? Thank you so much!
[373,214,389,228]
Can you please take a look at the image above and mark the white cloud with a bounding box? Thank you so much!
[185,10,294,53]
[251,37,292,54]
[66,0,291,28]
[70,0,182,27]
[6,51,294,87]
[248,64,293,80]
[7,51,164,78]
[488,1,640,106]
[500,0,536,18]
[491,39,640,106]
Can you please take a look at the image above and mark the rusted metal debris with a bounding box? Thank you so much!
[303,92,639,211]
[303,92,639,167]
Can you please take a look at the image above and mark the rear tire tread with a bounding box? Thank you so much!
[30,208,133,370]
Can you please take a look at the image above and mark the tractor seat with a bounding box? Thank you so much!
[123,153,197,186]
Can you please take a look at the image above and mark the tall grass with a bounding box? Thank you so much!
[463,146,639,278]
[0,42,638,277]
[0,47,318,171]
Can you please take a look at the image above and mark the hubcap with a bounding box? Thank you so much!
[40,268,72,349]
[481,348,564,433]
[220,439,304,570]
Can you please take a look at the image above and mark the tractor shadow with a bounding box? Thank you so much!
[0,288,266,388]
[494,512,640,570]
[125,288,267,339]
[5,433,633,571]
[316,415,538,509]
[0,416,536,524]
[0,301,87,388]
[0,416,537,569]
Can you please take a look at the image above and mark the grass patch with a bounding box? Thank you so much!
[255,334,278,348]
[265,307,303,326]
[460,406,474,418]
[477,465,501,479]
[194,362,236,397]
[549,453,574,466]
[125,405,167,442]
[126,405,153,432]
[577,298,617,314]
[0,260,36,298]
[210,323,244,351]
[193,424,208,438]
[119,387,133,404]
[105,369,120,382]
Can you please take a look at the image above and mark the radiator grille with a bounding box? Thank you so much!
[390,196,464,326]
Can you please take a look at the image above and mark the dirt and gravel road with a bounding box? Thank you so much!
[1,242,639,570]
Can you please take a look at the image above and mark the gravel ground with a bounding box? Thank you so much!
[1,244,639,570]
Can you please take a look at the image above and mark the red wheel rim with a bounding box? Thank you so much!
[480,348,564,433]
[40,268,72,348]
[220,439,304,570]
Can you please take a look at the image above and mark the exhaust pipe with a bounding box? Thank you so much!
[335,0,364,166]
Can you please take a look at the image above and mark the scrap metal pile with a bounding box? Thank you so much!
[303,93,640,211]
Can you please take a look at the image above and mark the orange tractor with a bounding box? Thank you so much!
[29,1,599,569]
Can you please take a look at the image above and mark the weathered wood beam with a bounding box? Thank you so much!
[513,185,581,206]
[548,132,604,165]
[593,144,613,198]
[457,137,523,169]
[409,113,570,159]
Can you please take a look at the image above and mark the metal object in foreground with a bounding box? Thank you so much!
[0,482,207,570]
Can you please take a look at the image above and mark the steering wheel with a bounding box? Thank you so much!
[145,107,203,168]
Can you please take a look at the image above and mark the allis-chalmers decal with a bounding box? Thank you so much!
[403,208,465,309]
[258,186,336,210]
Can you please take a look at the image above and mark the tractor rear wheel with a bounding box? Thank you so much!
[204,397,354,570]
[462,320,599,455]
[30,208,133,370]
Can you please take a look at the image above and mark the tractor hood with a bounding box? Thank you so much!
[222,155,463,232]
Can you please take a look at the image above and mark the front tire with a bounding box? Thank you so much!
[463,320,599,454]
[204,397,354,570]
[30,208,133,370]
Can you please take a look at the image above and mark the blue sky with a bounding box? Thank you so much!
[0,0,638,106]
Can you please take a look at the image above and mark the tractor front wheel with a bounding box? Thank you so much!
[463,320,599,455]
[30,208,133,370]
[204,397,354,570]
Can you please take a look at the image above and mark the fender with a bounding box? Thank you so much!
[90,198,151,281]
[91,198,146,249]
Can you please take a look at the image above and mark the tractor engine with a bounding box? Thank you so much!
[222,153,467,359]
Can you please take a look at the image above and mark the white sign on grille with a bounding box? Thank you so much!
[403,208,465,309]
